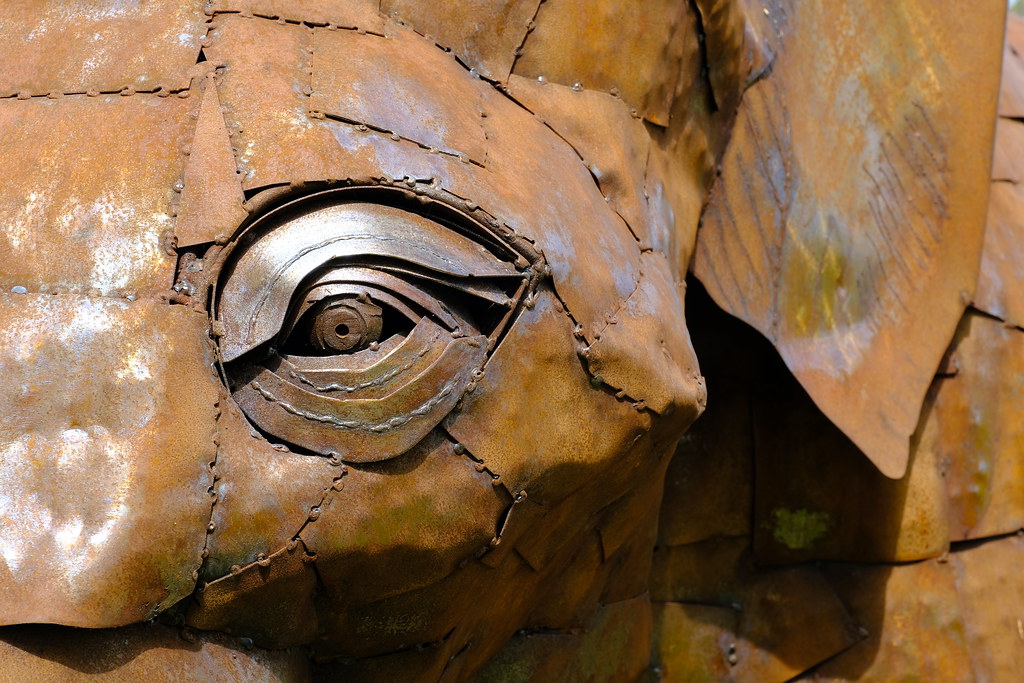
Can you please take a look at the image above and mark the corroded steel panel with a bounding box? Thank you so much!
[919,313,1024,541]
[381,0,540,82]
[209,0,384,33]
[0,95,192,296]
[694,1,1005,478]
[0,0,206,96]
[512,0,695,125]
[0,297,218,627]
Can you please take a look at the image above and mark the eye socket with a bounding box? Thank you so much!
[215,195,536,463]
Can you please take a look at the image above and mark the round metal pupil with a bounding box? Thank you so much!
[309,297,383,353]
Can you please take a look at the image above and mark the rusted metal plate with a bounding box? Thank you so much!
[975,182,1024,327]
[0,95,192,296]
[512,0,695,126]
[651,556,860,682]
[444,288,651,506]
[918,313,1024,541]
[694,1,1005,478]
[205,14,343,188]
[188,542,320,648]
[300,432,508,609]
[693,0,749,119]
[0,0,206,96]
[175,72,248,247]
[998,42,1024,118]
[0,296,218,627]
[658,383,753,547]
[209,0,384,33]
[951,534,1024,680]
[814,560,974,681]
[202,398,339,579]
[471,595,653,683]
[651,602,737,682]
[506,74,653,246]
[0,622,310,682]
[586,252,705,417]
[381,0,540,82]
[991,119,1024,182]
[750,351,949,564]
[311,25,488,162]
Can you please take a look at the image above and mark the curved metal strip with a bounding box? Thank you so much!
[233,335,488,462]
[219,202,519,361]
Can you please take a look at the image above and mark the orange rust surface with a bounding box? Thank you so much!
[0,296,218,627]
[0,1,1017,680]
[511,0,694,126]
[694,0,1005,478]
[0,94,193,297]
[0,0,206,96]
[381,0,541,82]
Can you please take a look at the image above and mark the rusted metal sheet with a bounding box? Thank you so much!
[651,602,737,682]
[188,542,320,648]
[312,25,489,162]
[0,622,310,682]
[506,74,653,246]
[918,313,1024,541]
[693,0,749,118]
[512,0,695,126]
[951,534,1024,680]
[975,181,1024,328]
[471,595,653,683]
[586,252,705,417]
[0,95,192,296]
[209,0,384,33]
[205,15,343,188]
[443,289,651,506]
[991,119,1024,183]
[202,398,340,579]
[211,13,643,346]
[0,296,218,627]
[750,354,949,564]
[0,0,206,96]
[998,42,1024,118]
[658,384,753,547]
[651,545,860,683]
[299,432,508,610]
[175,72,248,247]
[694,1,1005,478]
[814,560,975,681]
[381,0,540,82]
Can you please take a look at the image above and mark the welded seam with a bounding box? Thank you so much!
[0,86,193,100]
[207,8,384,35]
[508,0,544,77]
[312,111,485,168]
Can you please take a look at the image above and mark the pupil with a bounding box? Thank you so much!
[335,324,351,336]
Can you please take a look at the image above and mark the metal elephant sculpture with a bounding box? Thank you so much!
[0,1,1017,681]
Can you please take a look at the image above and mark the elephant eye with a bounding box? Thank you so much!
[215,196,534,463]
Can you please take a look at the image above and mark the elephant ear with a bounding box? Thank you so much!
[693,1,1006,478]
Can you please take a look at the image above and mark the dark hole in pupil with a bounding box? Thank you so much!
[335,323,350,336]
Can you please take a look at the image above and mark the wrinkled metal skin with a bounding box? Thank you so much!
[0,1,1013,681]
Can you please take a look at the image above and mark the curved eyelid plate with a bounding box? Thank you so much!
[218,202,521,361]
